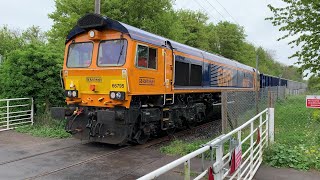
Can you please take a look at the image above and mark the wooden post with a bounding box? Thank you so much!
[234,92,238,128]
[268,92,274,108]
[221,92,227,134]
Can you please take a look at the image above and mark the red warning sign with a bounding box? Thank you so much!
[230,145,242,175]
[306,95,320,108]
[234,146,242,170]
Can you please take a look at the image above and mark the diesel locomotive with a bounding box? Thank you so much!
[55,13,259,145]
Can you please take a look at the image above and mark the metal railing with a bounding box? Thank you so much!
[138,108,274,180]
[0,98,34,132]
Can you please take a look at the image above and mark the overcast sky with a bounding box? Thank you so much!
[0,0,299,66]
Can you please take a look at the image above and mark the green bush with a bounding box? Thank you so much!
[312,109,320,123]
[0,41,64,113]
[263,144,318,170]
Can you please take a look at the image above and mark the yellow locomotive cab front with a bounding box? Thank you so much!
[63,34,131,108]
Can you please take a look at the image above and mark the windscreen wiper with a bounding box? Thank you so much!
[116,41,125,65]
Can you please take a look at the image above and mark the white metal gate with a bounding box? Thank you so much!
[0,98,34,132]
[138,108,274,180]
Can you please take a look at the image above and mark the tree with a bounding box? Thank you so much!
[237,42,256,67]
[0,26,64,112]
[47,0,183,46]
[206,23,220,54]
[175,10,210,50]
[308,75,320,92]
[267,1,320,74]
[0,26,45,58]
[0,42,64,112]
[22,26,46,44]
[214,22,246,60]
[0,26,24,58]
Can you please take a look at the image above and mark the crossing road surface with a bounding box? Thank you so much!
[0,131,319,180]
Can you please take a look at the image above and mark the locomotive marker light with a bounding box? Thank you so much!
[88,30,101,40]
[89,30,95,38]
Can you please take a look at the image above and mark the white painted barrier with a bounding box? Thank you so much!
[138,108,274,180]
[0,98,34,132]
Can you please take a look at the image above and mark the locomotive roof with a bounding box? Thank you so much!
[67,13,255,72]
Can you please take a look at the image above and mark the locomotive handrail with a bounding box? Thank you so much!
[138,108,273,180]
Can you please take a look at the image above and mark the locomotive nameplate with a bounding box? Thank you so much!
[139,77,155,86]
[86,77,102,83]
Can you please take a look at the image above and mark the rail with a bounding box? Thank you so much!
[138,108,274,180]
[0,98,34,132]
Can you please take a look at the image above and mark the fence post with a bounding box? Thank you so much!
[214,144,224,180]
[268,108,274,144]
[259,115,263,162]
[184,160,190,180]
[6,100,10,130]
[249,121,254,177]
[31,98,34,125]
[221,92,227,134]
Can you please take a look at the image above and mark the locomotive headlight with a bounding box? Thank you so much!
[109,91,125,100]
[65,90,78,98]
[72,91,77,97]
[110,92,116,99]
[89,30,95,38]
[67,91,72,97]
[116,92,122,99]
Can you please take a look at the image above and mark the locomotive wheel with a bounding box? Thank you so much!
[134,129,150,145]
[133,116,150,145]
[166,127,176,136]
[187,120,197,129]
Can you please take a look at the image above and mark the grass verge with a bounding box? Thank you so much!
[15,113,71,138]
[160,95,320,171]
[263,95,320,170]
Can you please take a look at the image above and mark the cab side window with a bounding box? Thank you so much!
[136,44,157,69]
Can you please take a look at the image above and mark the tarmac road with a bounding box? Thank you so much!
[0,131,319,180]
[0,131,187,180]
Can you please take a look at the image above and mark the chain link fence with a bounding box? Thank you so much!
[221,86,306,133]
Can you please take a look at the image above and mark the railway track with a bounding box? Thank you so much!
[1,120,220,179]
[25,146,131,180]
[139,120,220,148]
[0,144,78,166]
